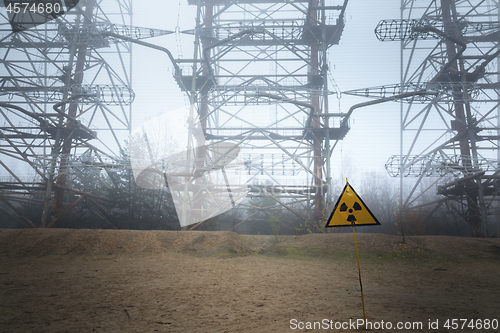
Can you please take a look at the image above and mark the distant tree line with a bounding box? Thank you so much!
[1,157,497,237]
[0,149,180,230]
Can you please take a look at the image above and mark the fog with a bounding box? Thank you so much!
[1,0,499,237]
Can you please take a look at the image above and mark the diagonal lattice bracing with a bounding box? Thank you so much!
[177,0,349,228]
[0,0,159,227]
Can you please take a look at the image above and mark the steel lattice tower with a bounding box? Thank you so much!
[176,0,349,228]
[0,0,172,227]
[345,0,500,236]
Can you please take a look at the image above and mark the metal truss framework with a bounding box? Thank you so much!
[177,0,349,227]
[0,0,174,227]
[346,0,500,236]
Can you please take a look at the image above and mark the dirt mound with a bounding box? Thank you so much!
[0,229,499,262]
[259,233,500,262]
[0,229,257,258]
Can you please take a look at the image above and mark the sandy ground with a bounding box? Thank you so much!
[0,229,499,333]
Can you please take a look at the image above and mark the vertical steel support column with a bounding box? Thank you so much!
[194,4,213,223]
[181,3,203,229]
[321,0,332,212]
[399,0,405,241]
[498,1,500,169]
[441,0,481,235]
[50,0,96,225]
[497,2,500,234]
[310,0,324,220]
[200,5,212,131]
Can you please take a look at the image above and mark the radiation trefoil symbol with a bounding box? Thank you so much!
[339,201,362,223]
[325,182,381,228]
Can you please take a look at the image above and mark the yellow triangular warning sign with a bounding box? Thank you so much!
[325,182,381,228]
